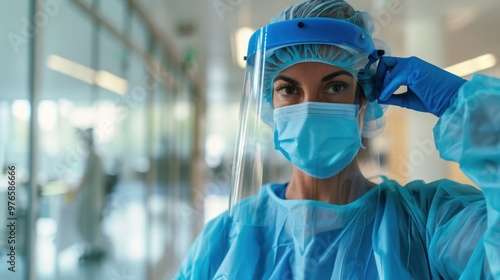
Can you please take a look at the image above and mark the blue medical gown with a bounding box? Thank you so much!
[176,74,500,279]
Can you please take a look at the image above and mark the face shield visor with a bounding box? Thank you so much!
[229,18,385,227]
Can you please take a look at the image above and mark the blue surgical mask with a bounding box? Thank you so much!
[273,102,362,179]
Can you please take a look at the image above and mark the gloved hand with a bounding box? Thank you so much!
[373,56,467,117]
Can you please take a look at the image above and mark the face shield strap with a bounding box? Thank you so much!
[355,83,362,107]
[358,49,384,78]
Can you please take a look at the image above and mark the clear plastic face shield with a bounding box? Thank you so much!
[229,18,385,228]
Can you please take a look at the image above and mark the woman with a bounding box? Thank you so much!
[176,0,500,279]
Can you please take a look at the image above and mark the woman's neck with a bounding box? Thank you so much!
[285,161,374,204]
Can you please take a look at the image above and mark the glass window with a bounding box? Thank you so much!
[99,0,126,32]
[1,1,199,279]
[97,27,129,98]
[0,2,31,279]
[37,3,95,279]
[131,12,149,54]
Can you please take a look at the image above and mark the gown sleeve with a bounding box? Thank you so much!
[174,213,231,280]
[429,74,500,278]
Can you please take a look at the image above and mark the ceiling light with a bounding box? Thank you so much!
[46,55,128,95]
[46,55,96,84]
[444,54,497,77]
[95,70,128,95]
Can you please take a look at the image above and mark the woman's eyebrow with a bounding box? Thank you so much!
[321,70,353,82]
[273,75,299,85]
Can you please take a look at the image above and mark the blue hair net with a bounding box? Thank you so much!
[263,0,387,138]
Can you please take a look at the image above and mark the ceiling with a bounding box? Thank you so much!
[2,0,500,104]
[140,0,500,104]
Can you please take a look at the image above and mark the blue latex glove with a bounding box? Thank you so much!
[374,56,467,117]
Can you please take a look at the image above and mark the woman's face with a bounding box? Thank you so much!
[272,62,359,108]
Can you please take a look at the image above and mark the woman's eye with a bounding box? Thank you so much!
[326,82,348,94]
[275,85,298,96]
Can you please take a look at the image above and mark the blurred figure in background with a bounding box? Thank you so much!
[73,128,107,263]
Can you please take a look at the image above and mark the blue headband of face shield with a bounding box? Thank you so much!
[245,18,382,67]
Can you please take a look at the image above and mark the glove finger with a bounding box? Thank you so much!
[376,57,399,79]
[375,57,399,92]
[377,57,413,101]
[378,88,412,106]
[379,90,428,113]
[379,75,408,101]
